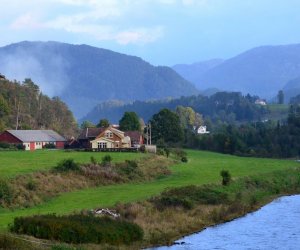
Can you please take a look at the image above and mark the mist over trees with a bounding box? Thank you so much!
[83,92,268,125]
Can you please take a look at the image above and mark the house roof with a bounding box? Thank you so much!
[7,130,66,142]
[78,128,105,140]
[125,131,142,142]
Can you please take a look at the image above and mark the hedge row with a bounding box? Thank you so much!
[10,214,143,245]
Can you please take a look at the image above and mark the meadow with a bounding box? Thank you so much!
[0,150,144,178]
[0,149,299,230]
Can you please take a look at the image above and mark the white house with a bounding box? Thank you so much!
[255,99,267,106]
[197,126,210,134]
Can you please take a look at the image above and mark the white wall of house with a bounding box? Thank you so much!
[35,142,43,149]
[23,143,30,150]
[90,138,114,149]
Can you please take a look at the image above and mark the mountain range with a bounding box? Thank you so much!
[173,44,300,100]
[0,41,198,118]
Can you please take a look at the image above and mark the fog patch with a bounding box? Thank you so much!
[0,46,69,97]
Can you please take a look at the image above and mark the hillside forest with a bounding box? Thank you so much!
[0,78,77,137]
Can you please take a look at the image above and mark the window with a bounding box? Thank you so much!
[105,132,113,138]
[97,142,107,149]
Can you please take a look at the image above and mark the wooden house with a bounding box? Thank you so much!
[78,127,143,149]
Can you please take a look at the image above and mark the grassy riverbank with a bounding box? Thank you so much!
[0,150,297,230]
[0,150,299,249]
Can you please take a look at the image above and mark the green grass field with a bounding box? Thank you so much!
[0,150,144,178]
[0,149,299,230]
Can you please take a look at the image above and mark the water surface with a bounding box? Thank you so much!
[151,195,300,250]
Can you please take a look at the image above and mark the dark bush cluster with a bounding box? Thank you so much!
[10,214,144,245]
[43,143,56,149]
[0,179,13,204]
[54,159,80,172]
[117,160,142,180]
[0,142,24,151]
[153,185,228,210]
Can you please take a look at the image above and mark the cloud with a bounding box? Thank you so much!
[0,47,70,96]
[10,13,42,30]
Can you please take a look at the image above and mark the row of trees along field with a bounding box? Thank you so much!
[87,102,300,158]
[0,78,77,137]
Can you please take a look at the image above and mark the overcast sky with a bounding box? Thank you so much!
[1,0,300,65]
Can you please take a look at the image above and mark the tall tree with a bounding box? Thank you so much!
[175,106,203,129]
[119,112,141,131]
[150,108,183,143]
[80,121,96,129]
[277,90,284,104]
[97,119,109,128]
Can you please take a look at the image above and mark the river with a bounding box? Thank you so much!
[150,195,300,250]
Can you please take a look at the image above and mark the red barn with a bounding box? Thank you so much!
[0,130,66,150]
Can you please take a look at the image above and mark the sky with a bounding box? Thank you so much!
[1,0,300,66]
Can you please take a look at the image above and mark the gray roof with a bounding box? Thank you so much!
[7,130,66,142]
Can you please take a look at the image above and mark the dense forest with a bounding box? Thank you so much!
[0,78,77,138]
[83,92,268,124]
[183,105,300,158]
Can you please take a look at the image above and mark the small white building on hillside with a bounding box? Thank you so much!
[197,126,210,134]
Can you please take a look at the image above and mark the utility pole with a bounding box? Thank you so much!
[146,124,149,145]
[149,123,152,145]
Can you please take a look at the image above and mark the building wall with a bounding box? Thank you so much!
[56,141,65,149]
[0,131,22,144]
[91,138,114,149]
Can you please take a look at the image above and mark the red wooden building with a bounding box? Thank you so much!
[0,130,66,150]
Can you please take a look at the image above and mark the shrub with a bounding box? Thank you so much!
[44,143,56,149]
[10,214,144,245]
[0,142,10,149]
[139,145,146,153]
[26,179,37,191]
[118,160,141,180]
[16,144,25,150]
[171,148,187,159]
[156,148,165,156]
[164,148,170,158]
[54,159,80,172]
[0,179,13,203]
[90,156,97,165]
[220,170,231,186]
[181,156,188,162]
[102,155,112,166]
[153,185,228,209]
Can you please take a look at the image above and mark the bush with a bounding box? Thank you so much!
[90,156,97,165]
[0,179,13,203]
[10,214,144,245]
[220,170,231,186]
[118,160,141,180]
[181,156,188,162]
[102,155,112,166]
[54,159,80,172]
[26,179,37,191]
[171,148,187,159]
[0,142,10,149]
[139,145,146,153]
[16,144,25,150]
[44,143,56,149]
[153,185,228,209]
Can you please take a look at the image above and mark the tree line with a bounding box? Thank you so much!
[0,78,77,137]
